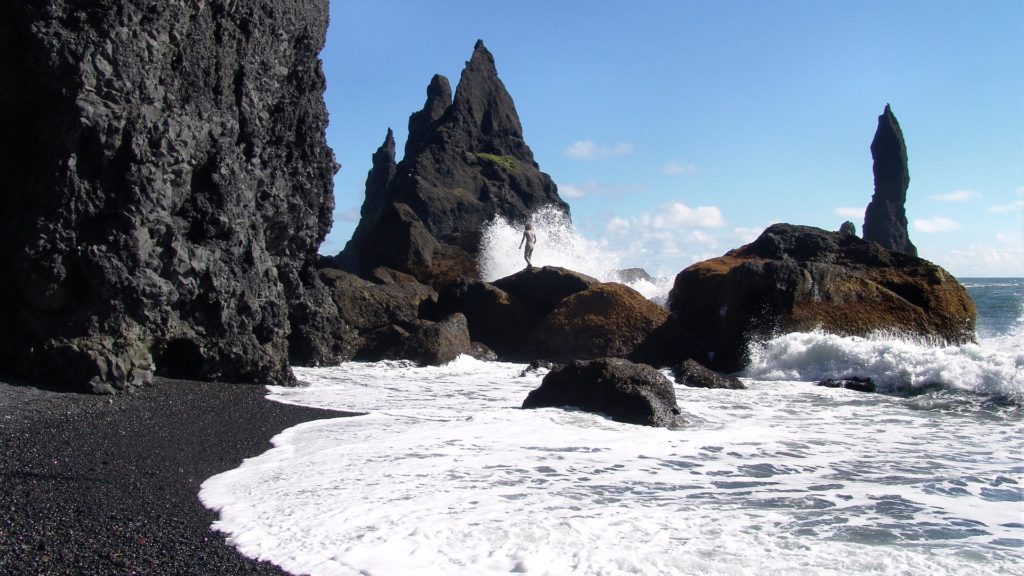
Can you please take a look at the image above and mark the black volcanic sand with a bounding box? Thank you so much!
[0,377,354,575]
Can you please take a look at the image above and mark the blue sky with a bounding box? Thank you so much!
[319,0,1023,277]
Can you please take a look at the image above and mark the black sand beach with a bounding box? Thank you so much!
[0,377,351,575]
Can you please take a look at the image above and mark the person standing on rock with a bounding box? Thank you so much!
[519,222,537,268]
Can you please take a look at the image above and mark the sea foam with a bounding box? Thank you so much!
[743,326,1024,403]
[199,357,1023,576]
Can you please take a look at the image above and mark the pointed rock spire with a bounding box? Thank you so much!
[361,128,397,221]
[406,75,452,157]
[863,104,917,256]
[451,39,524,145]
[338,40,568,286]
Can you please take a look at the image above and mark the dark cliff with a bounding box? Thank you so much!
[337,40,568,286]
[0,0,340,392]
[863,104,917,256]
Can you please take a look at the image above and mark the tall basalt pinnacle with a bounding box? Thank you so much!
[451,39,525,146]
[362,128,398,221]
[863,104,917,256]
[406,75,452,158]
[338,40,568,286]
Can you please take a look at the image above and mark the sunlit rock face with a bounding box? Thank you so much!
[0,0,339,392]
[668,224,975,373]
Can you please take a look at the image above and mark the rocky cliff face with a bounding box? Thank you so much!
[0,0,339,392]
[863,104,917,256]
[668,224,975,372]
[337,40,568,286]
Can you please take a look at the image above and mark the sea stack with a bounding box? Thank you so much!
[337,40,568,286]
[0,1,339,391]
[668,224,975,373]
[863,104,917,256]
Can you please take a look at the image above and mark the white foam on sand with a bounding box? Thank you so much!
[200,356,1023,576]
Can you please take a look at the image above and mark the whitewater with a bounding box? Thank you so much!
[200,213,1023,576]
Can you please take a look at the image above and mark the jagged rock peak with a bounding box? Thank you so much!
[863,103,917,256]
[406,75,452,157]
[360,128,397,222]
[337,40,568,286]
[451,39,524,143]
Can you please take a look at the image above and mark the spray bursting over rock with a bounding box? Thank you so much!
[477,206,674,301]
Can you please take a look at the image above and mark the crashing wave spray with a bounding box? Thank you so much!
[477,206,674,301]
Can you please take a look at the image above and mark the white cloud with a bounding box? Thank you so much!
[941,233,1024,276]
[833,207,862,218]
[733,226,766,244]
[565,140,634,160]
[662,161,697,175]
[988,200,1024,213]
[652,202,726,229]
[560,184,587,199]
[593,203,730,274]
[912,217,962,233]
[930,189,979,202]
[605,217,631,236]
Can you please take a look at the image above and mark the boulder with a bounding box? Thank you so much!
[436,279,541,358]
[320,269,437,333]
[357,314,472,366]
[671,359,745,390]
[522,358,684,428]
[367,266,420,285]
[0,1,337,391]
[337,40,568,286]
[668,223,975,372]
[863,104,917,256]
[612,268,655,284]
[527,283,676,365]
[492,266,599,316]
[818,377,876,393]
[402,314,473,366]
[839,221,857,237]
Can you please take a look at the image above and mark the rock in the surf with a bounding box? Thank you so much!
[522,358,684,428]
[818,377,876,393]
[668,223,975,373]
[527,283,682,366]
[671,359,746,389]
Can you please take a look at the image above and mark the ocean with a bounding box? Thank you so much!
[199,275,1022,576]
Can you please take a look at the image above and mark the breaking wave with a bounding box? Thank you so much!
[743,323,1024,403]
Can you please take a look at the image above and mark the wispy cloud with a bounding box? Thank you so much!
[565,140,634,160]
[559,184,587,199]
[662,161,697,175]
[337,207,361,222]
[942,232,1024,276]
[833,207,862,218]
[653,202,727,229]
[733,226,767,244]
[930,189,979,202]
[988,200,1024,213]
[556,180,648,199]
[912,216,961,233]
